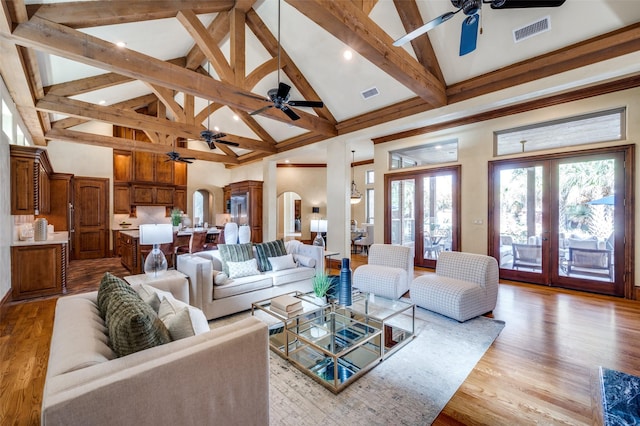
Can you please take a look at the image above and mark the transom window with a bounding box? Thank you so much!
[390,140,458,170]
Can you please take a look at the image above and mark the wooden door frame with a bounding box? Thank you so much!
[488,144,635,299]
[384,165,461,268]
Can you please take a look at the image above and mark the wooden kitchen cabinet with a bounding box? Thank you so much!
[11,243,68,300]
[174,161,187,186]
[223,180,263,243]
[131,185,174,205]
[174,188,187,213]
[119,231,139,273]
[113,150,133,182]
[113,184,131,214]
[133,151,174,184]
[10,145,53,215]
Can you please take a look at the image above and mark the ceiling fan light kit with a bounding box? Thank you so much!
[393,0,566,56]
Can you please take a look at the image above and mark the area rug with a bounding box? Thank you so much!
[600,367,640,426]
[212,307,504,425]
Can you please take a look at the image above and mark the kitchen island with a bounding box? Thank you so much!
[117,228,220,273]
[11,231,69,300]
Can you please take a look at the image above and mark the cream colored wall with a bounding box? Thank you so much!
[375,87,640,265]
[0,131,11,300]
[276,167,327,241]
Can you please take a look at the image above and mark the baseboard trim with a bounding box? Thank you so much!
[634,286,640,301]
[0,289,11,309]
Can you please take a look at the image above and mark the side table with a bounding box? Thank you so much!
[323,251,340,274]
[124,269,190,304]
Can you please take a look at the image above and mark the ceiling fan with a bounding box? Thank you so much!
[393,0,566,56]
[165,139,195,164]
[240,0,324,121]
[200,130,239,150]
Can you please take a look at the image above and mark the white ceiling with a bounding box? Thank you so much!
[12,0,640,164]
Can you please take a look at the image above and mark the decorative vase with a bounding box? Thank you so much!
[34,218,48,241]
[338,258,352,306]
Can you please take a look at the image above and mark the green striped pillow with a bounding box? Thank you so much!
[97,272,138,320]
[217,243,255,275]
[254,239,287,272]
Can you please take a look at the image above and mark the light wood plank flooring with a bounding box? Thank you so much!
[2,255,638,425]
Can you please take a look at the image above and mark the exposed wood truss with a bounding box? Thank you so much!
[0,1,639,166]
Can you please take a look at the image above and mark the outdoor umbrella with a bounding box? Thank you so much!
[587,195,615,205]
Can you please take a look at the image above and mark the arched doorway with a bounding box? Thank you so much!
[193,189,214,227]
[277,191,302,240]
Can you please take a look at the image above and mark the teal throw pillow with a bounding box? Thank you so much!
[254,239,287,272]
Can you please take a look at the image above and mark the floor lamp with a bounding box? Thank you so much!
[140,224,174,277]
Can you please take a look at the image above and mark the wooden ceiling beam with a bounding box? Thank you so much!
[184,11,230,70]
[45,128,238,164]
[37,94,275,152]
[287,0,446,108]
[26,1,234,29]
[393,0,445,85]
[245,9,337,124]
[11,15,338,136]
[230,8,246,86]
[145,83,185,122]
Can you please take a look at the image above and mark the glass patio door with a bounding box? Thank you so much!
[386,166,460,268]
[489,149,629,297]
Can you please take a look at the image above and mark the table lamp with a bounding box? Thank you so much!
[139,224,173,277]
[311,219,327,247]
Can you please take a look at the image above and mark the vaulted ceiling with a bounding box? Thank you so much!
[1,0,640,167]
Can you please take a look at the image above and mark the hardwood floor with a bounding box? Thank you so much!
[2,254,639,425]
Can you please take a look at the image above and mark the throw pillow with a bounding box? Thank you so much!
[106,292,171,357]
[158,297,209,340]
[227,258,261,279]
[213,270,229,286]
[268,253,297,271]
[217,243,254,275]
[293,253,316,268]
[135,283,174,312]
[254,239,287,272]
[97,272,138,320]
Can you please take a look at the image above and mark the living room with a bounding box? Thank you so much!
[2,1,640,424]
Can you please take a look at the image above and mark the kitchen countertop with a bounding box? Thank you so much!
[118,228,220,240]
[12,231,69,247]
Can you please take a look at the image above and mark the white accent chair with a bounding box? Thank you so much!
[410,251,499,322]
[353,244,414,299]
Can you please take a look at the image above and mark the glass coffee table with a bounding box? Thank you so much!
[252,291,415,393]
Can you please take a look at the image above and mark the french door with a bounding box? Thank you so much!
[385,166,460,268]
[488,146,633,297]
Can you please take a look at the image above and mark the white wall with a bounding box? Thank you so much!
[0,131,11,300]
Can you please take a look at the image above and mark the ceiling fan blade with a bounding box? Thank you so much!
[276,82,291,100]
[490,0,565,8]
[250,105,273,115]
[288,100,324,108]
[236,91,270,102]
[178,158,193,164]
[393,11,457,46]
[217,140,240,147]
[459,13,479,56]
[281,106,300,121]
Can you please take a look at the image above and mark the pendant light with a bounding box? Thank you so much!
[350,150,362,204]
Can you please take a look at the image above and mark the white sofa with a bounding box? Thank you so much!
[177,242,324,320]
[41,278,269,426]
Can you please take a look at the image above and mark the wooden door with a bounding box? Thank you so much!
[73,177,109,259]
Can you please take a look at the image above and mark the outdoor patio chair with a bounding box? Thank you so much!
[512,243,542,271]
[567,247,613,280]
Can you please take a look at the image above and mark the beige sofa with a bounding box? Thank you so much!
[41,278,269,426]
[177,242,323,320]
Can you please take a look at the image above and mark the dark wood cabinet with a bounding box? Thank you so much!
[131,185,174,205]
[47,173,73,232]
[174,188,187,213]
[174,162,187,186]
[119,231,139,273]
[11,243,68,300]
[224,180,263,243]
[113,184,131,214]
[113,150,132,182]
[10,145,53,215]
[133,151,174,184]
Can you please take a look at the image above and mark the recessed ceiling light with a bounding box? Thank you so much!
[285,159,290,163]
[435,145,442,150]
[115,41,126,48]
[233,115,239,121]
[98,100,106,105]
[343,49,353,60]
[213,126,220,132]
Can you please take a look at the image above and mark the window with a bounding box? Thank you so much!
[193,191,204,226]
[366,188,374,224]
[2,100,12,142]
[390,140,458,169]
[495,108,625,156]
[365,170,374,184]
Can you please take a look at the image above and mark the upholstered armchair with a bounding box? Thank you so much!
[353,244,414,299]
[354,224,374,254]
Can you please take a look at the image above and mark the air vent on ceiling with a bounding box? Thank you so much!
[361,87,380,100]
[513,16,550,43]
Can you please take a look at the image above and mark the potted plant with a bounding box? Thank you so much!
[312,273,333,304]
[170,208,182,230]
